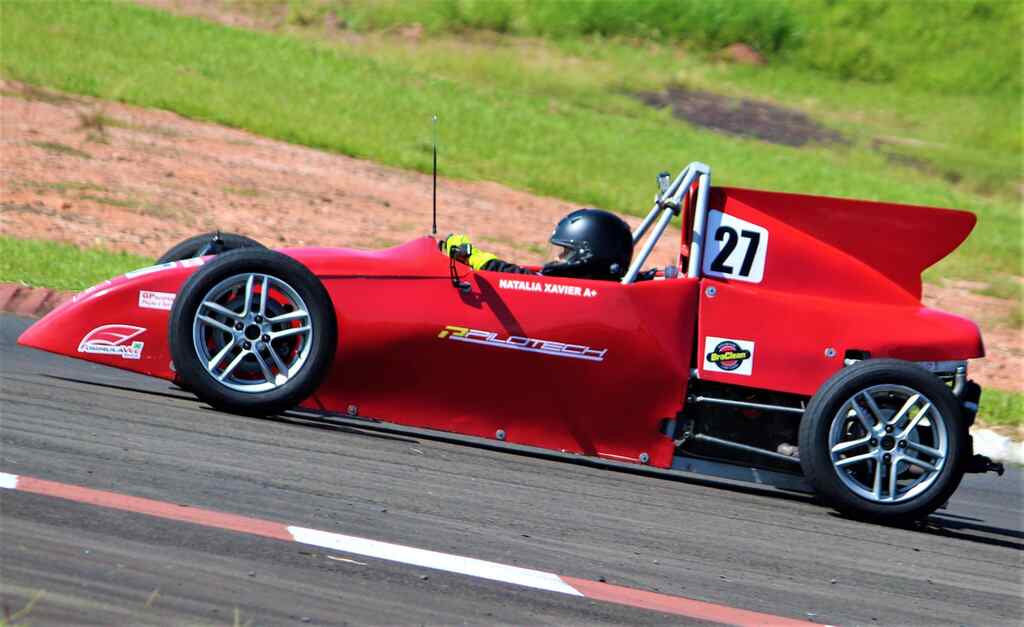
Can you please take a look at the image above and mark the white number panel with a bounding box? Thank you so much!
[701,210,769,283]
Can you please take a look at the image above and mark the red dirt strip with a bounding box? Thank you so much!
[0,472,817,626]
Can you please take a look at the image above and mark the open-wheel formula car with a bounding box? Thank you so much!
[18,162,1005,523]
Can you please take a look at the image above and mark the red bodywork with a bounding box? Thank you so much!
[18,187,983,469]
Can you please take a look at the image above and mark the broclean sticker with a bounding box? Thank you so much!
[703,335,754,376]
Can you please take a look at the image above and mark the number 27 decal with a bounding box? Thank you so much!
[702,210,769,283]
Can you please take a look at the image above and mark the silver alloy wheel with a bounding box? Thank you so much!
[828,384,948,504]
[191,273,313,393]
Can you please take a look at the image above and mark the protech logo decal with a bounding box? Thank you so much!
[438,326,607,362]
[703,335,754,376]
[78,324,146,360]
[498,278,599,298]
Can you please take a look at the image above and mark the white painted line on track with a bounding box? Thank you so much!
[289,526,583,596]
[0,471,816,626]
[0,472,18,489]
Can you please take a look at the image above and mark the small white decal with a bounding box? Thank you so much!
[180,257,205,268]
[138,290,176,311]
[125,262,178,278]
[498,278,598,298]
[702,210,768,283]
[78,324,146,360]
[703,335,755,376]
[73,280,112,302]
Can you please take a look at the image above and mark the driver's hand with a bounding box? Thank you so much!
[440,233,472,261]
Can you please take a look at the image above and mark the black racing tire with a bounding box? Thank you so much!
[169,248,337,416]
[798,359,967,524]
[157,232,265,264]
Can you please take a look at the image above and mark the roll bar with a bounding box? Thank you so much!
[622,162,711,284]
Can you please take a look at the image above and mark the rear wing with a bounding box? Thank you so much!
[625,163,976,302]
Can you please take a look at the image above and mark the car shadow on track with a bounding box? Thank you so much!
[44,374,422,446]
[922,515,1024,551]
[45,374,194,402]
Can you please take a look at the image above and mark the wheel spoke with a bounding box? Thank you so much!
[887,458,900,501]
[242,274,256,314]
[202,301,243,320]
[831,435,872,455]
[259,275,270,316]
[872,459,884,500]
[270,325,311,340]
[902,455,937,473]
[898,403,932,439]
[267,346,290,380]
[906,440,943,459]
[252,348,275,384]
[217,351,247,381]
[207,341,235,371]
[267,309,309,324]
[849,399,876,431]
[860,392,886,425]
[888,393,920,426]
[198,314,234,334]
[836,451,875,467]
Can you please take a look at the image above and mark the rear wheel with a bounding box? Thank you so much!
[799,359,966,523]
[157,232,264,264]
[169,249,337,416]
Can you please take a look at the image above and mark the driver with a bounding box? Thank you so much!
[440,208,633,281]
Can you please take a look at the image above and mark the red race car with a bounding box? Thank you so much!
[18,162,1004,523]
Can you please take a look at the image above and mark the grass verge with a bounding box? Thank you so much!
[980,389,1024,429]
[1,1,1019,280]
[0,237,153,292]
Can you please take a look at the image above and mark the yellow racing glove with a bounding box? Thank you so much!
[440,234,498,270]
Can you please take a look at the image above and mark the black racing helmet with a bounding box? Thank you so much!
[541,208,633,280]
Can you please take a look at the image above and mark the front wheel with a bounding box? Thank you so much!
[798,359,967,523]
[169,249,337,416]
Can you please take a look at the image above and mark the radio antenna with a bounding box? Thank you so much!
[431,114,438,236]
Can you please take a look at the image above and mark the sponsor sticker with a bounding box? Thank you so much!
[138,290,176,311]
[701,210,769,284]
[438,325,607,362]
[703,335,754,376]
[124,262,178,278]
[73,280,112,302]
[180,257,205,268]
[498,278,599,299]
[78,324,146,360]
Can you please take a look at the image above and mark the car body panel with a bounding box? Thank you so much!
[17,185,983,472]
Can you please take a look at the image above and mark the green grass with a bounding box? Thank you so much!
[332,0,1023,96]
[1,1,1020,281]
[0,237,153,292]
[980,389,1024,429]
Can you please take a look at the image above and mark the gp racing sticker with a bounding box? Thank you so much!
[438,326,607,362]
[138,290,176,311]
[703,335,754,376]
[78,324,146,360]
[701,210,768,283]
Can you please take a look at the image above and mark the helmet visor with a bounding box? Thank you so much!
[547,241,575,263]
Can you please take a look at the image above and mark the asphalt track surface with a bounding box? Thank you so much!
[1,314,1021,625]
